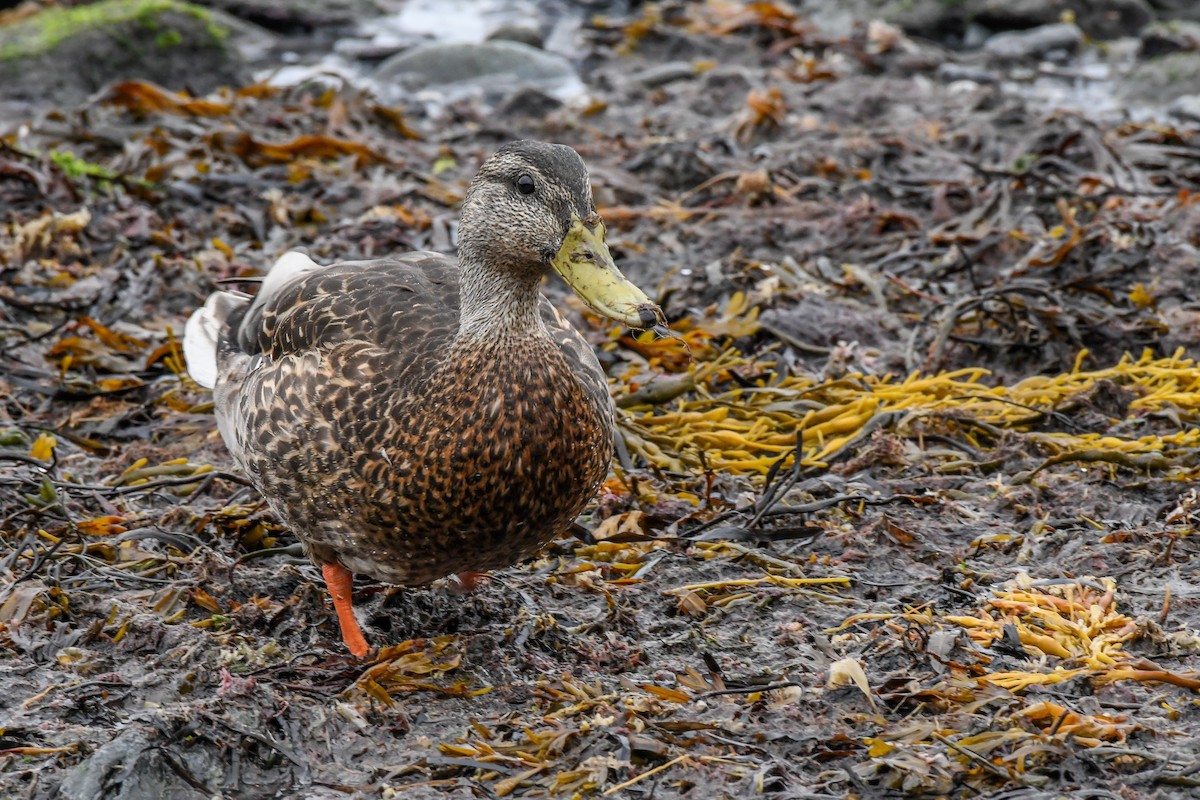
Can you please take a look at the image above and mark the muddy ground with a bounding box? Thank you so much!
[3,4,1200,799]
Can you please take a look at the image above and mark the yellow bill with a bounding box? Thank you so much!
[551,212,666,330]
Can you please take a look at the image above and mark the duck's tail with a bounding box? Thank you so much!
[183,292,245,389]
[184,251,322,389]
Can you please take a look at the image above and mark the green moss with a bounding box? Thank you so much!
[155,29,183,47]
[50,149,118,183]
[0,0,228,61]
[1012,153,1037,173]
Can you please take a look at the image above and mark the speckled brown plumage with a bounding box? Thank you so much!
[214,256,612,586]
[187,141,662,656]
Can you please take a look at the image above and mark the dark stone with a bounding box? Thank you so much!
[1118,50,1200,105]
[982,22,1083,61]
[970,0,1066,31]
[0,0,272,107]
[494,87,563,118]
[194,0,381,32]
[1147,0,1200,24]
[57,728,211,800]
[1168,93,1200,121]
[1072,0,1153,40]
[486,23,545,49]
[1139,20,1200,59]
[633,61,697,88]
[885,0,966,43]
[936,62,1001,84]
[971,0,1150,39]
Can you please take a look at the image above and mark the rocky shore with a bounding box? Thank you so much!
[2,2,1199,798]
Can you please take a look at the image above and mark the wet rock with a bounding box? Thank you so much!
[1139,19,1200,58]
[1118,50,1200,105]
[936,62,1000,84]
[970,0,1064,31]
[195,0,381,32]
[373,40,581,104]
[878,0,965,44]
[0,0,271,107]
[801,1,965,42]
[486,23,545,49]
[633,61,697,88]
[970,0,1149,39]
[58,727,210,800]
[1168,93,1200,121]
[1073,0,1152,40]
[982,22,1083,61]
[699,65,754,95]
[624,141,718,193]
[334,35,423,63]
[848,0,1149,45]
[693,65,753,116]
[494,86,563,118]
[1147,0,1200,24]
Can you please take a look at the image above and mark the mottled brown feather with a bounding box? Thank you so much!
[212,252,613,585]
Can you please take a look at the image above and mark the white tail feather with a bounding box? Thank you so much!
[259,251,322,305]
[184,252,322,390]
[183,297,223,389]
[184,293,248,389]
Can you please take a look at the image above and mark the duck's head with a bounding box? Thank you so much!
[458,140,665,330]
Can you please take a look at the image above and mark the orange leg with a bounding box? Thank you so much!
[321,563,370,658]
[450,571,489,594]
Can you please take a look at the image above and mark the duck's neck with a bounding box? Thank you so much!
[456,252,545,341]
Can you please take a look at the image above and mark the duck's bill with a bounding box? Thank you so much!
[551,213,666,330]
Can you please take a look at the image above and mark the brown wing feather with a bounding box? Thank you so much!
[212,253,615,585]
[222,254,458,389]
[540,302,611,418]
[220,253,609,408]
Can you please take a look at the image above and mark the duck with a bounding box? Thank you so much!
[183,141,665,658]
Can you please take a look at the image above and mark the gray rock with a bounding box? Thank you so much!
[633,61,697,88]
[843,0,1150,47]
[983,22,1083,61]
[962,22,993,50]
[334,36,423,62]
[694,65,753,116]
[970,0,1065,31]
[486,23,545,49]
[1139,19,1200,59]
[495,86,563,118]
[58,728,211,800]
[879,0,965,42]
[0,0,271,107]
[1073,0,1152,40]
[195,0,381,32]
[936,62,1000,84]
[373,39,580,103]
[971,0,1149,39]
[802,1,966,42]
[1118,50,1200,105]
[1168,93,1200,121]
[1147,0,1200,24]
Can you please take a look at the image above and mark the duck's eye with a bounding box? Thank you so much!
[516,174,536,195]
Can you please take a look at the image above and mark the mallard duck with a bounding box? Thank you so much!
[183,141,664,658]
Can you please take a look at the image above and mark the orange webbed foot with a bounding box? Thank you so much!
[449,571,490,595]
[321,562,371,659]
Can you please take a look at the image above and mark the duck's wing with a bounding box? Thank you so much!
[184,251,462,462]
[234,251,461,363]
[539,300,613,422]
[240,252,611,418]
